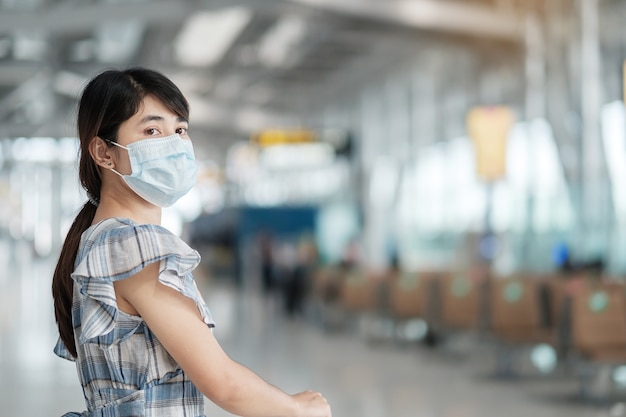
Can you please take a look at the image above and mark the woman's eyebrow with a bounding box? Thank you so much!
[139,115,164,123]
[137,115,188,124]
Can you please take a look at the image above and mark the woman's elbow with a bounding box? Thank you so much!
[197,371,242,405]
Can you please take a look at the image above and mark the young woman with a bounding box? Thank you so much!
[52,68,332,417]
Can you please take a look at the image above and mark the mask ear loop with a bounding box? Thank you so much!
[101,137,128,177]
[101,137,129,150]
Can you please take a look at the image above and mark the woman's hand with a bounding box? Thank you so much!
[292,390,332,417]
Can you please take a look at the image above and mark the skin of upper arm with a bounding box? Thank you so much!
[113,262,238,401]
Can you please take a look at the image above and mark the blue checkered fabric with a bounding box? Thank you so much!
[54,218,215,417]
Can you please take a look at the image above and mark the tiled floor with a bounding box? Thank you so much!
[0,244,622,417]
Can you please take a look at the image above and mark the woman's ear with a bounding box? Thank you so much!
[89,137,115,169]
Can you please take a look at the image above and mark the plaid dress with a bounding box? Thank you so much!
[54,218,215,417]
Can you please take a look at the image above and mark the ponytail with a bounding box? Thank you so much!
[52,201,97,358]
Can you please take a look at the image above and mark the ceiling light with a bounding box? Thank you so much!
[175,7,252,67]
[258,15,308,69]
[96,20,145,63]
[13,31,46,61]
[260,143,335,171]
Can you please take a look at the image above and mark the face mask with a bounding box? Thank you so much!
[106,134,198,207]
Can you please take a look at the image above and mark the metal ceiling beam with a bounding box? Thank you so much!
[0,62,42,85]
[0,0,523,40]
[0,70,52,119]
[0,0,283,34]
[286,0,523,40]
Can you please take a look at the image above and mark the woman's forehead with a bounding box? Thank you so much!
[129,96,185,124]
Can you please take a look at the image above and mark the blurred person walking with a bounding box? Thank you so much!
[284,239,317,318]
[258,230,276,294]
[51,68,331,417]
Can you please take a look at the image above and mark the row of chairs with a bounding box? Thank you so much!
[311,265,626,400]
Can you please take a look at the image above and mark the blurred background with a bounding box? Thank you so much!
[3,0,626,416]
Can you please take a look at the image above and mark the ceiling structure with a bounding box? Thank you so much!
[0,0,527,160]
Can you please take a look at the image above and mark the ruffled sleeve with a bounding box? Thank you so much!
[72,219,215,345]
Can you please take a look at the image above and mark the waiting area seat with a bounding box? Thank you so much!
[388,271,435,321]
[438,268,488,332]
[340,269,386,314]
[309,263,626,402]
[489,274,557,345]
[570,281,626,362]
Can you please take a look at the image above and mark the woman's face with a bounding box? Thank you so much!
[113,95,190,175]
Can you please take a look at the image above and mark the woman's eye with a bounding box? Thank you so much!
[176,127,188,135]
[145,128,159,136]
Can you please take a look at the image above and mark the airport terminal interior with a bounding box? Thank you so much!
[4,0,626,416]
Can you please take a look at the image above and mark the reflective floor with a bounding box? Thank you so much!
[0,243,621,417]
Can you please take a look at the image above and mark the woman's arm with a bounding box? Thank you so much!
[114,262,331,417]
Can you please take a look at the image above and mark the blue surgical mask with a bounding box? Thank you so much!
[106,134,198,207]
